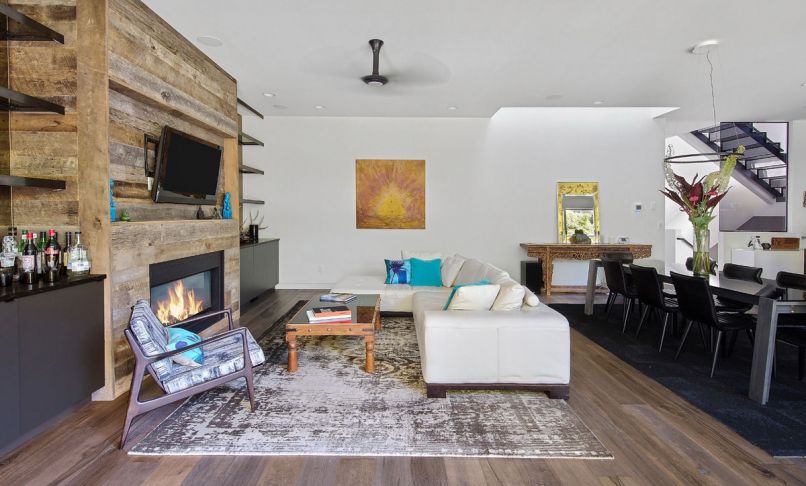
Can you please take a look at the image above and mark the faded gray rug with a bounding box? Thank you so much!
[130,302,611,458]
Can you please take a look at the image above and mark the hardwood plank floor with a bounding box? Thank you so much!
[1,289,804,486]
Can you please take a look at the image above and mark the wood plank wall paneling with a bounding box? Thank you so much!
[7,1,79,232]
[109,220,240,392]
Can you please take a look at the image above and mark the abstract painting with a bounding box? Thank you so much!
[356,159,425,229]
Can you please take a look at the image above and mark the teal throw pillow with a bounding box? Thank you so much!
[410,258,442,287]
[443,279,491,310]
[385,259,412,284]
[166,327,204,366]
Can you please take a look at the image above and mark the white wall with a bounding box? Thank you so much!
[241,108,666,287]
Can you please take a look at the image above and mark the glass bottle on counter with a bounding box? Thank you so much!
[62,231,73,275]
[67,231,90,276]
[21,233,38,284]
[0,232,16,287]
[32,232,44,276]
[44,229,61,282]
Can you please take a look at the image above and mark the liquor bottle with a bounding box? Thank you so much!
[62,231,73,275]
[44,229,61,282]
[20,233,37,284]
[0,231,15,287]
[31,232,44,275]
[68,231,90,275]
[17,229,27,253]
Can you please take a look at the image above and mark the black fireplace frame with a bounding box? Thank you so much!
[149,251,224,334]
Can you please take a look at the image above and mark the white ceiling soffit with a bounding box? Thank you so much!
[143,0,806,124]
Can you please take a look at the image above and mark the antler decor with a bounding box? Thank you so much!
[241,211,268,232]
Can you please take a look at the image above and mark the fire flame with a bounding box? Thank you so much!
[156,279,205,324]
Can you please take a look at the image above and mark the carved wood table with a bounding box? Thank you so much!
[285,294,381,373]
[519,243,652,295]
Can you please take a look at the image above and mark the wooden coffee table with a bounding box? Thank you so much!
[285,294,381,373]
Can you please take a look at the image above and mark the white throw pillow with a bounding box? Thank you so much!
[492,284,526,311]
[523,287,541,306]
[441,255,465,287]
[401,250,443,261]
[446,284,501,310]
[454,258,488,285]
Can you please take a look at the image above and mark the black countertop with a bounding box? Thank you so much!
[0,273,106,302]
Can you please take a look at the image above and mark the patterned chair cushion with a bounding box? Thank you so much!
[129,299,173,380]
[160,330,265,394]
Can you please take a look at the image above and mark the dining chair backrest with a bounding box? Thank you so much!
[776,271,806,291]
[723,263,763,284]
[670,271,718,326]
[685,257,717,275]
[629,264,665,308]
[603,259,629,295]
[602,251,634,264]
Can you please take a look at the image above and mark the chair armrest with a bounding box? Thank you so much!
[168,308,234,331]
[143,327,248,364]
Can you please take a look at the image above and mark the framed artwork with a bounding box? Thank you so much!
[356,159,425,229]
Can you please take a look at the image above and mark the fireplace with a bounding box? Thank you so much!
[149,251,224,334]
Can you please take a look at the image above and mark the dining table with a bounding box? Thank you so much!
[583,259,806,405]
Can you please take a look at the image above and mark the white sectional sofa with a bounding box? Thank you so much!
[331,253,571,399]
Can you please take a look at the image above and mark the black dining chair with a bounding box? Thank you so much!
[629,264,678,351]
[602,251,634,264]
[717,263,764,354]
[775,271,806,380]
[685,257,718,275]
[602,259,638,333]
[671,271,756,377]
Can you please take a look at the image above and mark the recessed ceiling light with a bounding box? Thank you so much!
[273,104,288,110]
[545,94,563,101]
[690,39,719,55]
[196,36,223,47]
[593,100,604,105]
[314,105,325,110]
[801,82,806,87]
[447,106,458,111]
[262,92,276,98]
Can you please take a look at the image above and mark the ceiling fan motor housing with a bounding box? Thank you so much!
[362,38,389,85]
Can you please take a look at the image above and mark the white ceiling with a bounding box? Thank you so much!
[143,0,806,128]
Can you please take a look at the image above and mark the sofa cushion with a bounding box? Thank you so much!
[410,258,442,286]
[331,275,445,312]
[160,331,265,394]
[129,299,173,380]
[453,258,488,285]
[483,263,512,285]
[523,287,541,306]
[443,279,490,310]
[440,255,465,287]
[492,283,527,311]
[166,327,204,367]
[446,284,501,311]
[401,250,443,261]
[384,259,411,284]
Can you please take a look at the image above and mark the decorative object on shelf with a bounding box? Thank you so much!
[241,211,267,242]
[211,208,221,219]
[556,182,600,244]
[771,237,800,251]
[119,208,131,222]
[748,235,763,250]
[109,179,116,222]
[222,192,232,219]
[569,229,591,245]
[761,243,772,251]
[662,146,743,276]
[355,159,425,229]
[196,205,205,220]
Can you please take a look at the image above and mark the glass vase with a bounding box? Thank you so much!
[691,223,711,277]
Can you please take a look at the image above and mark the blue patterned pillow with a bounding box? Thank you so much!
[166,327,204,367]
[385,259,411,284]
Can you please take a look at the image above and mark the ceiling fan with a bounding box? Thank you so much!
[361,39,389,86]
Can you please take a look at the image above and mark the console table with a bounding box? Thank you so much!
[519,243,652,295]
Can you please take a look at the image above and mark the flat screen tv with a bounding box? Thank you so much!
[152,126,222,205]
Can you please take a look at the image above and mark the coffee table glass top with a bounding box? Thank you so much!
[287,294,380,325]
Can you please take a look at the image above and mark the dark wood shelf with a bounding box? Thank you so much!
[237,98,264,119]
[240,198,265,205]
[239,164,264,175]
[0,4,64,43]
[0,174,65,190]
[238,132,264,146]
[0,87,65,114]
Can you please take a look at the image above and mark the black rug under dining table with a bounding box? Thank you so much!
[552,303,806,457]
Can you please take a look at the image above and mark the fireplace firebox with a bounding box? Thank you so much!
[149,251,224,334]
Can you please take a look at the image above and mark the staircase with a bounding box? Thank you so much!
[690,122,788,202]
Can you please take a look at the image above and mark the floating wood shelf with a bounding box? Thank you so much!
[0,174,65,190]
[239,164,264,175]
[237,98,264,119]
[240,198,265,205]
[0,86,65,114]
[0,4,64,43]
[238,132,264,146]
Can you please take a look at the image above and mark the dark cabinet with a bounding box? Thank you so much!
[240,238,279,308]
[0,278,104,454]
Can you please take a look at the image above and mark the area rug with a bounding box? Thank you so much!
[552,303,806,457]
[130,302,611,458]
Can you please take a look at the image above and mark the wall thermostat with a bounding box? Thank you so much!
[633,202,643,213]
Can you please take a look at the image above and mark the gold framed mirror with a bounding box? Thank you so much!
[557,182,600,244]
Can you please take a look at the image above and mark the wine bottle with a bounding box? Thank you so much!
[44,229,61,282]
[21,233,37,284]
[62,231,73,275]
[32,232,44,275]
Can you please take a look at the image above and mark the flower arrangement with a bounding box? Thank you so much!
[661,145,744,276]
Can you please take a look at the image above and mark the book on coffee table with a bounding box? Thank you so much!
[305,310,352,323]
[320,293,358,304]
[311,305,351,318]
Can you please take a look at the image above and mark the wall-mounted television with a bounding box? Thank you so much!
[152,126,222,205]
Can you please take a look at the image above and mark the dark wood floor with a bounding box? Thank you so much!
[1,289,805,485]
